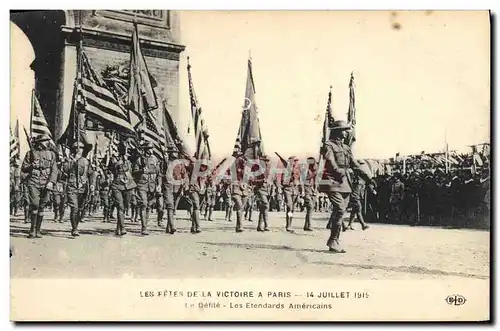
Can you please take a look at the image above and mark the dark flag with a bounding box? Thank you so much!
[162,100,191,158]
[232,55,265,159]
[128,22,158,129]
[346,72,356,147]
[187,57,211,160]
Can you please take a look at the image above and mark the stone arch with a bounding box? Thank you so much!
[10,10,67,136]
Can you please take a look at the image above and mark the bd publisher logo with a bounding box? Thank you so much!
[445,294,467,306]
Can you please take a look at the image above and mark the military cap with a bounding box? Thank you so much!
[260,154,270,161]
[329,120,351,131]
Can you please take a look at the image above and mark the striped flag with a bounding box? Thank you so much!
[232,56,264,159]
[140,111,166,161]
[187,57,211,160]
[162,101,191,158]
[78,51,136,134]
[10,119,20,162]
[128,22,158,126]
[31,91,56,149]
[346,72,356,147]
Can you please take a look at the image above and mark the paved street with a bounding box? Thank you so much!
[10,211,490,280]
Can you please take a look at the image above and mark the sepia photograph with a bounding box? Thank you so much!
[9,9,491,322]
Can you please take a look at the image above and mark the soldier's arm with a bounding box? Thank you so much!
[88,162,98,189]
[21,151,33,173]
[48,153,59,184]
[349,153,372,183]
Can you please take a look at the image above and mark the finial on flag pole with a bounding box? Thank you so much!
[248,49,252,60]
[187,56,191,70]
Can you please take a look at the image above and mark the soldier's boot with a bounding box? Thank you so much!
[358,212,369,230]
[347,213,356,230]
[207,207,213,221]
[228,206,233,222]
[27,212,37,239]
[304,207,313,231]
[327,219,346,254]
[286,212,294,233]
[190,210,201,234]
[157,209,164,227]
[166,209,176,234]
[35,214,44,238]
[117,210,127,236]
[263,209,270,231]
[257,211,264,232]
[54,208,59,223]
[224,207,229,221]
[70,209,79,237]
[102,206,108,222]
[235,210,243,233]
[140,207,149,235]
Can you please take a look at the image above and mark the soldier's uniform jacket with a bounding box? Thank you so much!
[109,155,137,191]
[300,165,316,196]
[62,156,96,193]
[21,149,58,188]
[53,161,67,195]
[389,178,405,203]
[134,154,161,192]
[320,139,369,193]
[100,170,113,192]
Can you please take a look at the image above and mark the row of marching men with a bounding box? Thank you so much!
[12,134,335,238]
[13,119,375,255]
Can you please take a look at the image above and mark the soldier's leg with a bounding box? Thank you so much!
[26,185,41,238]
[135,189,148,234]
[164,186,176,234]
[190,192,201,233]
[304,195,313,231]
[112,189,125,236]
[67,190,79,236]
[326,192,349,253]
[102,194,109,222]
[157,193,164,227]
[23,188,29,224]
[173,191,182,215]
[283,191,292,229]
[52,193,60,222]
[233,195,244,232]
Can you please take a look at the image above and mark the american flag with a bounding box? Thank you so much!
[31,91,56,149]
[77,50,136,134]
[10,119,19,162]
[140,111,166,161]
[187,57,211,160]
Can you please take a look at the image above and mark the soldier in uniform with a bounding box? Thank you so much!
[300,157,317,231]
[161,151,178,234]
[186,157,203,233]
[100,167,113,222]
[133,141,162,235]
[10,158,21,217]
[231,156,248,233]
[204,176,216,221]
[254,155,271,232]
[51,150,67,223]
[282,156,301,233]
[62,141,96,236]
[319,120,374,253]
[346,166,371,231]
[21,136,58,238]
[244,183,254,222]
[109,142,137,236]
[223,180,233,222]
[388,171,405,224]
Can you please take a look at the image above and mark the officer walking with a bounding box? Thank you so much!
[282,156,301,233]
[63,141,96,237]
[254,155,271,232]
[109,142,136,236]
[231,156,248,233]
[21,136,58,239]
[133,141,162,235]
[162,150,178,234]
[301,156,317,231]
[319,120,374,253]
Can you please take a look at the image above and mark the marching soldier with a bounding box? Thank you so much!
[186,157,203,233]
[100,167,113,222]
[319,120,374,253]
[244,183,254,222]
[133,141,162,235]
[51,150,66,223]
[282,156,301,233]
[223,180,233,222]
[346,165,371,231]
[254,155,271,232]
[300,156,317,231]
[21,136,58,239]
[109,142,137,236]
[231,156,248,232]
[10,158,21,217]
[63,141,96,237]
[204,177,216,221]
[162,151,178,234]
